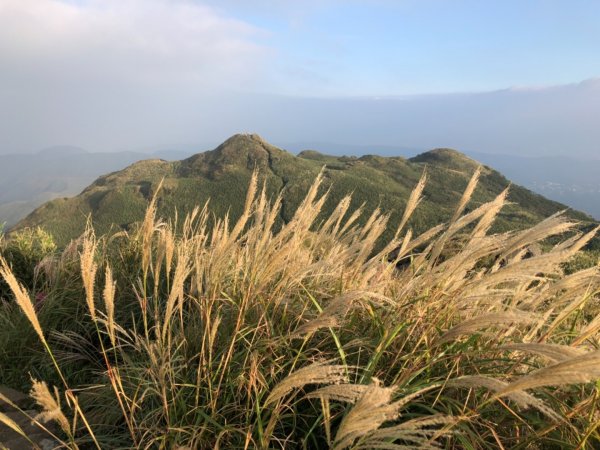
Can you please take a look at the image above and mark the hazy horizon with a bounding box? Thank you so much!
[2,1,600,158]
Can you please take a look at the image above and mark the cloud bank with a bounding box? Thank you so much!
[0,0,271,151]
[0,0,269,87]
[1,1,599,159]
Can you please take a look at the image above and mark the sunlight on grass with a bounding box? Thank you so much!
[1,170,599,448]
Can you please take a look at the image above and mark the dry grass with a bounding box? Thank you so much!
[30,379,70,435]
[0,256,45,343]
[0,169,599,448]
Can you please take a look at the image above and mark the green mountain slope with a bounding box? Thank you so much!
[13,134,593,246]
[0,147,198,228]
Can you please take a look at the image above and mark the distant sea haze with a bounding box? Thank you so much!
[3,79,600,160]
[0,147,192,227]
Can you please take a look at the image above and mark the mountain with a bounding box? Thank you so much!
[13,134,594,247]
[0,148,196,228]
[280,143,600,221]
[279,141,421,158]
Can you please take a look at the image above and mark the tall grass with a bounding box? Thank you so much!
[1,170,600,449]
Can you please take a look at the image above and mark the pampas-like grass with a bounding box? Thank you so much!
[448,375,562,421]
[103,265,116,347]
[30,379,70,435]
[292,290,392,337]
[307,383,371,404]
[333,381,399,450]
[451,167,481,224]
[0,256,45,343]
[80,231,98,322]
[396,170,427,236]
[1,169,600,449]
[499,343,588,363]
[354,414,457,450]
[498,350,600,393]
[437,311,537,345]
[0,411,26,439]
[265,361,348,407]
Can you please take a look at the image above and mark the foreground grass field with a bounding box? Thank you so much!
[1,170,600,449]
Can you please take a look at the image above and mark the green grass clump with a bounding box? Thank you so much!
[1,170,600,449]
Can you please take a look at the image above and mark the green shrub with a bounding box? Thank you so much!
[0,227,56,297]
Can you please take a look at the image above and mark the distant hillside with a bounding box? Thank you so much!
[14,134,594,247]
[466,151,600,220]
[0,147,195,227]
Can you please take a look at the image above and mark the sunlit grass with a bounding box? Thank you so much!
[1,170,599,449]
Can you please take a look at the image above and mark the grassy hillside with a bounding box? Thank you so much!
[13,134,593,247]
[1,173,600,448]
[0,148,196,228]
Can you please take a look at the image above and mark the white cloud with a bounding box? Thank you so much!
[1,0,598,160]
[0,0,271,88]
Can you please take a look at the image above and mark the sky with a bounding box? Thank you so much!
[1,0,600,156]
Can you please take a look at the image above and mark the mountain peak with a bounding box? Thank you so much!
[409,148,480,171]
[14,135,595,247]
[212,133,277,159]
[221,133,268,146]
[182,133,290,178]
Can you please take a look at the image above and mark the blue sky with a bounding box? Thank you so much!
[1,0,600,155]
[207,0,600,95]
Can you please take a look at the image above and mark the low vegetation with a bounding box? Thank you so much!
[1,169,600,449]
[14,134,594,248]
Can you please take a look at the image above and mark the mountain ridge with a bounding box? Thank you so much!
[13,134,594,246]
